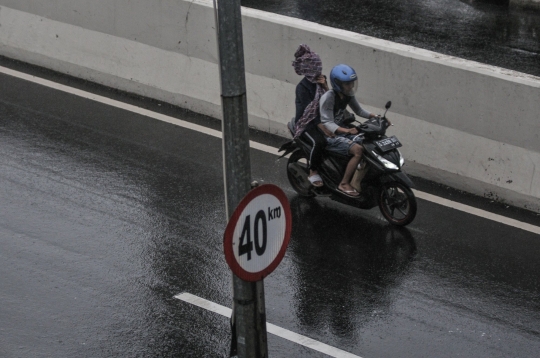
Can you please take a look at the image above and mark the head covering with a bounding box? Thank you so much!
[292,44,323,83]
[292,44,327,138]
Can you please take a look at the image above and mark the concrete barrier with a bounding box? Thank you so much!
[1,0,539,211]
[511,0,540,10]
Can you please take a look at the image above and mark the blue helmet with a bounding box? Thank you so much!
[330,64,358,96]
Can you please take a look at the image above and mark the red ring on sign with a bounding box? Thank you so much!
[223,184,292,282]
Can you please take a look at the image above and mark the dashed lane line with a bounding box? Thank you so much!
[1,65,539,235]
[174,292,362,358]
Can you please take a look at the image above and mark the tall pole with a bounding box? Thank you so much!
[214,1,268,357]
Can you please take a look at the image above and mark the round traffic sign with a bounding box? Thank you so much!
[223,184,291,282]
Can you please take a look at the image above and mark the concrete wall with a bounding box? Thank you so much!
[511,0,540,10]
[1,0,540,212]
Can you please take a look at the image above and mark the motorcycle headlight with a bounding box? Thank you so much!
[372,151,399,170]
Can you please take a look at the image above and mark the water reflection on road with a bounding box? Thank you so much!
[3,65,540,356]
[287,196,417,339]
[283,192,540,357]
[242,0,540,77]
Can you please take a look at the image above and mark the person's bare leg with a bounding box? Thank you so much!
[339,144,363,194]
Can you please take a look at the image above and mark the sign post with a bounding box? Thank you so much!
[213,0,277,357]
[223,184,292,357]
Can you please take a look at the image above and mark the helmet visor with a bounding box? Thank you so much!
[337,79,358,96]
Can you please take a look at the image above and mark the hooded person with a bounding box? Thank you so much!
[291,44,331,188]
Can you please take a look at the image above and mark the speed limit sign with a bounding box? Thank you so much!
[223,184,292,282]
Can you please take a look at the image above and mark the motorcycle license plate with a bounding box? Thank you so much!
[375,136,402,152]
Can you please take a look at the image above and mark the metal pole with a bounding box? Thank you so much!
[214,1,268,357]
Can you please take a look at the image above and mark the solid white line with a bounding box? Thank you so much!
[0,66,280,154]
[413,190,540,235]
[174,292,362,358]
[0,65,224,138]
[1,65,539,235]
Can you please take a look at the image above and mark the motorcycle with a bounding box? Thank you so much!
[278,101,417,226]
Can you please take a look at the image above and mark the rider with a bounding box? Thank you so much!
[319,64,379,197]
[292,44,332,187]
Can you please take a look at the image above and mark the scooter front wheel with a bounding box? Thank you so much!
[287,150,315,197]
[378,181,417,226]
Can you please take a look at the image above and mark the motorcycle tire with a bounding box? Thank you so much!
[287,150,315,197]
[378,181,417,226]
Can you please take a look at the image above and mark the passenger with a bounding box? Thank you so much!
[292,44,332,188]
[320,64,379,197]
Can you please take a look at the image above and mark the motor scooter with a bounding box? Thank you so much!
[278,101,417,226]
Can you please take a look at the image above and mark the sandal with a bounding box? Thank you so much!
[308,174,324,188]
[337,187,359,197]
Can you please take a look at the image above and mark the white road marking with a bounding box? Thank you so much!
[1,65,539,235]
[413,190,540,235]
[0,65,278,154]
[174,292,362,358]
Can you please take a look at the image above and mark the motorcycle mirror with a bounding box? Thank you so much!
[383,100,392,119]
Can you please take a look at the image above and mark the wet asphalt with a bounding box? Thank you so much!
[241,0,540,78]
[1,59,540,357]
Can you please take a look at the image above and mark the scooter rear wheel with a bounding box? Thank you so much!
[287,150,315,197]
[378,181,417,226]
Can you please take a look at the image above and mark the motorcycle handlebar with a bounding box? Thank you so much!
[354,116,392,133]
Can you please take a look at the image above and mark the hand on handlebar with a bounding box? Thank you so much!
[348,127,359,135]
